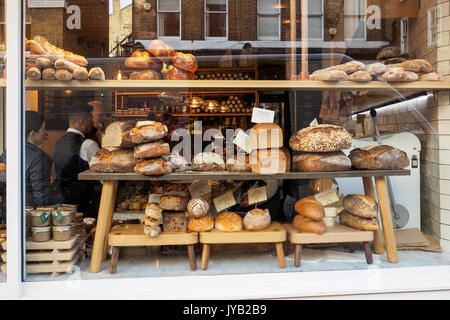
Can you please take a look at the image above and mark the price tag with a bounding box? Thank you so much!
[251,107,275,124]
[188,180,212,199]
[309,118,319,127]
[148,194,161,204]
[233,130,250,154]
[313,190,340,207]
[213,191,236,212]
[248,186,267,205]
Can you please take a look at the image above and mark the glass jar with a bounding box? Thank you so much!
[30,210,51,227]
[52,210,72,226]
[31,226,51,242]
[52,226,72,241]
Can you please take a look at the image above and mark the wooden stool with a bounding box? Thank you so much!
[199,222,287,270]
[285,223,374,267]
[108,224,198,274]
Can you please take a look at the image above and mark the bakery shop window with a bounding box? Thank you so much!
[307,0,324,40]
[344,0,367,40]
[257,0,281,40]
[157,0,181,38]
[205,0,228,38]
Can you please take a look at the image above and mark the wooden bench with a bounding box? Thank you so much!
[107,224,198,273]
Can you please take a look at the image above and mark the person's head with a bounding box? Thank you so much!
[26,111,47,146]
[88,100,108,132]
[68,104,94,136]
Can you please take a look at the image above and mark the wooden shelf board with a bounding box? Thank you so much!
[78,169,411,182]
[26,234,80,251]
[171,113,252,117]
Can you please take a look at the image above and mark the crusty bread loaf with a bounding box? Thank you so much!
[164,66,195,80]
[401,59,433,73]
[55,69,72,81]
[130,121,169,144]
[215,211,243,232]
[173,52,198,73]
[134,140,170,159]
[147,39,175,63]
[102,122,134,148]
[226,155,251,172]
[294,197,324,221]
[380,68,419,82]
[293,214,327,234]
[145,202,163,220]
[134,158,173,175]
[366,63,388,75]
[187,198,210,218]
[55,57,80,73]
[141,215,162,227]
[89,148,137,173]
[26,67,41,80]
[41,68,56,80]
[163,212,188,232]
[339,211,379,231]
[131,50,150,58]
[292,151,352,172]
[326,61,366,74]
[73,67,89,80]
[349,145,410,170]
[243,208,271,231]
[342,194,378,218]
[289,124,352,152]
[250,148,287,174]
[125,56,162,69]
[420,72,443,81]
[88,67,105,80]
[26,39,47,55]
[348,71,372,82]
[249,123,283,151]
[160,195,188,211]
[191,152,225,171]
[309,69,348,81]
[187,214,214,232]
[36,57,53,69]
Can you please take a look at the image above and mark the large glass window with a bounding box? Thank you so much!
[257,0,280,40]
[344,0,366,40]
[158,0,181,38]
[308,0,324,40]
[205,0,228,38]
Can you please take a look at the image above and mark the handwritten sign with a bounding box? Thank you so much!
[213,191,236,212]
[313,190,340,207]
[248,186,267,205]
[251,107,275,124]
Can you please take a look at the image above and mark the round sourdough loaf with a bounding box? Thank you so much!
[215,212,243,232]
[243,208,271,231]
[339,211,379,231]
[292,151,351,172]
[342,194,378,218]
[164,66,195,80]
[289,124,352,152]
[294,197,324,221]
[172,52,198,73]
[293,214,327,234]
[187,198,210,218]
[349,145,409,170]
[187,214,214,232]
[147,39,175,63]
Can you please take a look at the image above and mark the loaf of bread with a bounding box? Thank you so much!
[310,69,348,81]
[88,67,106,80]
[188,214,214,232]
[289,124,352,152]
[144,225,161,238]
[401,59,433,73]
[292,151,352,172]
[349,145,410,170]
[160,195,188,211]
[147,39,175,63]
[163,212,188,232]
[164,66,195,80]
[141,215,162,227]
[243,208,271,231]
[36,57,53,69]
[249,123,283,151]
[191,152,225,171]
[187,198,210,218]
[380,68,419,82]
[131,50,150,58]
[89,148,137,173]
[55,69,72,81]
[134,157,173,175]
[339,211,379,231]
[55,58,80,73]
[173,52,198,73]
[327,61,366,74]
[145,202,163,220]
[102,122,134,148]
[215,211,243,232]
[165,153,188,172]
[342,194,378,218]
[125,56,162,70]
[129,121,169,144]
[348,71,372,82]
[26,67,41,80]
[134,140,170,159]
[25,39,47,55]
[420,72,443,81]
[73,67,89,80]
[226,155,251,172]
[250,148,287,174]
[366,63,388,75]
[293,214,327,234]
[41,68,56,80]
[294,197,324,221]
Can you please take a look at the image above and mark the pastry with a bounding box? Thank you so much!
[289,124,352,152]
[187,214,214,232]
[349,145,410,170]
[134,140,170,159]
[214,211,243,232]
[243,208,271,231]
[293,214,327,234]
[294,197,324,221]
[342,194,378,219]
[187,198,209,218]
[292,151,352,172]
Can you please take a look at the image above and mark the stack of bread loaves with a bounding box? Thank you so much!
[125,39,198,80]
[142,202,163,237]
[25,36,105,81]
[249,123,290,174]
[187,198,214,232]
[293,197,327,234]
[161,194,189,233]
[290,124,353,172]
[339,194,379,231]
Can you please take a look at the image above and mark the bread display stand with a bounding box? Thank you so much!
[285,223,374,267]
[199,222,286,270]
[107,224,198,273]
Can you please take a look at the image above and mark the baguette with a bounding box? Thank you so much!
[55,58,80,73]
[26,67,41,80]
[36,57,54,69]
[41,68,56,80]
[55,69,73,81]
[25,40,47,55]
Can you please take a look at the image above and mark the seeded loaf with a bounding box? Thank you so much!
[160,195,188,211]
[163,212,188,232]
[349,145,409,170]
[292,151,352,172]
[289,124,352,152]
[187,214,214,232]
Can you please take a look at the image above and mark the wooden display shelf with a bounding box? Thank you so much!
[79,169,410,182]
[107,224,198,273]
[171,113,252,117]
[199,222,286,270]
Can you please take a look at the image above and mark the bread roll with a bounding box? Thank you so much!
[215,211,243,232]
[188,214,214,232]
[55,69,73,81]
[26,67,41,80]
[89,148,137,173]
[41,68,56,80]
[134,140,170,159]
[144,225,161,238]
[293,214,327,234]
[145,202,163,220]
[342,194,378,218]
[289,124,352,152]
[134,158,173,175]
[191,152,225,171]
[173,52,198,73]
[250,149,287,174]
[310,69,348,81]
[36,57,53,69]
[147,39,175,63]
[339,211,379,231]
[226,155,251,172]
[160,195,188,211]
[162,212,188,232]
[349,145,410,170]
[380,68,419,82]
[102,122,134,148]
[73,67,89,80]
[348,71,372,82]
[243,208,271,231]
[164,66,195,80]
[249,123,283,151]
[292,151,351,172]
[187,198,210,218]
[125,56,162,69]
[420,72,443,81]
[88,67,106,80]
[401,59,433,73]
[294,197,324,221]
[130,121,169,144]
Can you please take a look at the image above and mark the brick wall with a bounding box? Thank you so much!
[133,0,157,40]
[182,0,204,40]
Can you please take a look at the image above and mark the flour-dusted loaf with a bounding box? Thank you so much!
[73,67,89,80]
[160,195,188,211]
[26,67,41,80]
[419,72,444,81]
[187,198,209,218]
[309,69,348,81]
[36,57,53,69]
[249,123,283,151]
[349,145,410,170]
[294,197,324,221]
[401,59,433,73]
[129,69,163,80]
[342,194,378,219]
[147,39,175,63]
[55,69,72,81]
[339,211,379,231]
[145,202,163,220]
[102,121,134,148]
[289,124,352,152]
[41,68,56,80]
[55,57,80,73]
[243,208,271,231]
[134,157,173,175]
[162,212,188,232]
[380,68,419,82]
[89,148,137,173]
[134,140,170,159]
[326,61,366,74]
[348,71,372,82]
[164,153,188,172]
[187,214,214,232]
[172,52,198,73]
[293,214,327,234]
[144,225,161,238]
[366,62,388,75]
[129,121,169,144]
[191,152,225,171]
[226,155,251,172]
[88,67,105,80]
[164,66,195,80]
[250,148,287,174]
[215,211,243,232]
[292,151,352,172]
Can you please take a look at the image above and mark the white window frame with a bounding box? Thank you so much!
[400,17,409,54]
[428,5,441,47]
[204,0,228,40]
[157,0,182,39]
[344,0,367,41]
[257,0,281,41]
[307,0,324,41]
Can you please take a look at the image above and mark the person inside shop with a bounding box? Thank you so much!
[0,111,58,208]
[87,100,110,146]
[53,103,102,218]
